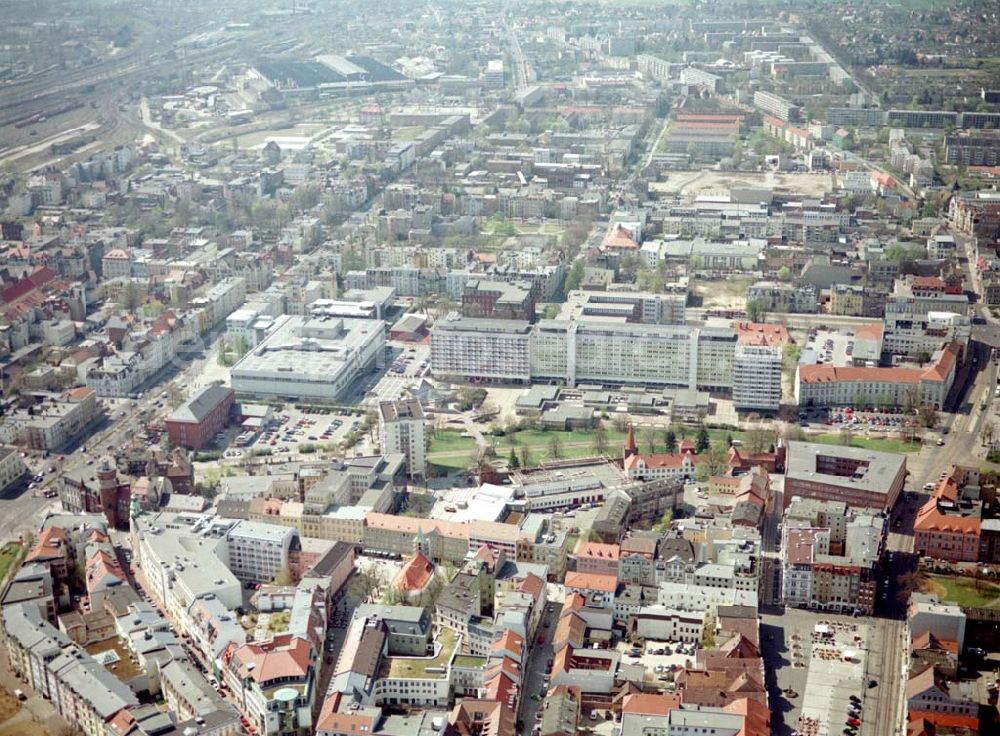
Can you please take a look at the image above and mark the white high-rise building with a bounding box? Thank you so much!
[378,399,426,478]
[732,343,782,412]
[225,521,298,585]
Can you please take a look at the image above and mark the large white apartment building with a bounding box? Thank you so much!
[431,317,533,383]
[732,343,782,412]
[225,520,298,585]
[753,90,801,121]
[529,320,736,391]
[378,399,426,478]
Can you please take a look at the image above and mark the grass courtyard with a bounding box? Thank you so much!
[921,573,1000,608]
[0,543,24,584]
[810,433,922,454]
[426,425,753,473]
[382,627,458,679]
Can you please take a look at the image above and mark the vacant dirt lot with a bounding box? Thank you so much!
[650,169,835,198]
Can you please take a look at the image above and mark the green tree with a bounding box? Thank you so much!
[340,249,366,273]
[508,448,520,469]
[695,425,710,453]
[664,429,677,453]
[489,214,517,239]
[654,508,674,531]
[272,565,295,586]
[122,280,139,312]
[564,259,586,292]
[695,444,728,481]
[745,298,767,323]
[783,343,802,365]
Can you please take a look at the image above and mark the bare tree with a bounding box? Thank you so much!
[984,422,997,448]
[592,426,608,455]
[641,427,658,454]
[744,428,774,454]
[548,433,563,459]
[349,566,388,604]
[468,447,493,479]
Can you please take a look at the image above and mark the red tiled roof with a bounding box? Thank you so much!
[576,542,621,561]
[906,711,978,731]
[736,322,790,347]
[798,363,922,385]
[602,225,639,250]
[315,693,380,735]
[26,527,67,562]
[491,630,524,659]
[797,344,960,387]
[227,635,312,684]
[854,323,885,342]
[622,692,682,716]
[564,571,617,593]
[624,450,700,471]
[393,551,435,592]
[914,500,980,536]
[553,612,586,652]
[518,572,545,602]
[366,512,469,540]
[911,631,959,653]
[561,592,586,614]
[725,697,770,736]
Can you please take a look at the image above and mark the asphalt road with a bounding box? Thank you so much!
[518,599,559,733]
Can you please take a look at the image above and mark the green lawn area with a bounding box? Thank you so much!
[428,431,478,454]
[428,425,751,474]
[453,655,486,669]
[810,433,922,454]
[383,627,458,679]
[922,574,1000,608]
[0,543,23,584]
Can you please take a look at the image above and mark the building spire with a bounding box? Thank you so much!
[624,423,637,460]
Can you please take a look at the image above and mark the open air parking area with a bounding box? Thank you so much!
[618,638,700,686]
[762,609,877,736]
[357,341,432,406]
[804,328,856,368]
[208,402,371,466]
